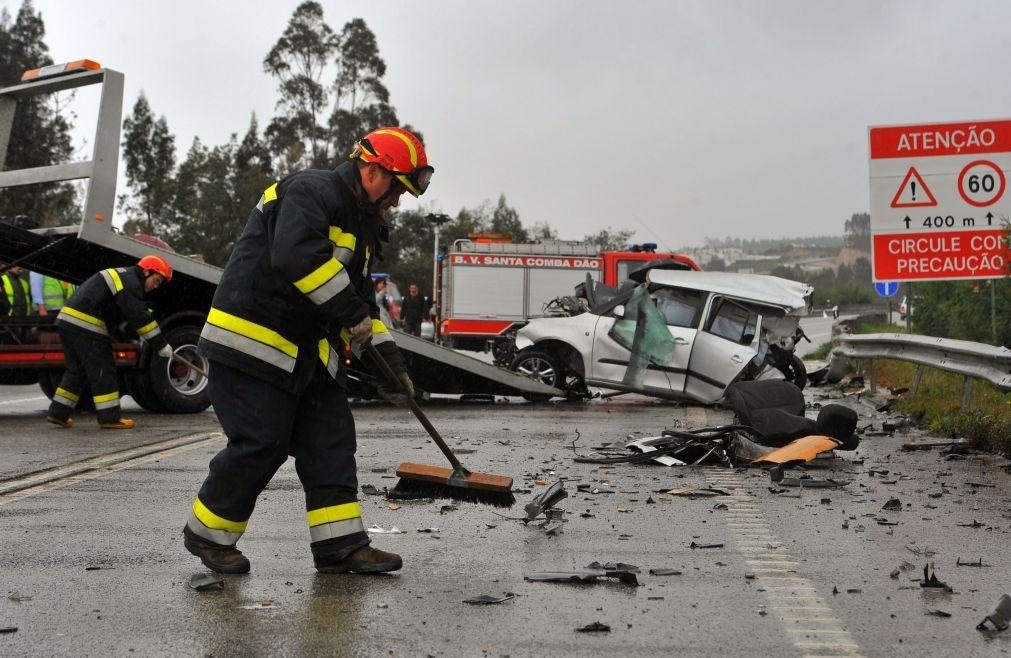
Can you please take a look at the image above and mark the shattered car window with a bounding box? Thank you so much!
[706,298,759,344]
[651,288,704,328]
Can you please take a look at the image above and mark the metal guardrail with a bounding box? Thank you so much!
[835,333,1011,408]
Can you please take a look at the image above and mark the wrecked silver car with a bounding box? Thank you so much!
[508,269,813,402]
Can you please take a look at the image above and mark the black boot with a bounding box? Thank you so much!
[183,526,250,574]
[316,545,402,574]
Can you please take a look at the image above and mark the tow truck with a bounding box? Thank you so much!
[0,61,562,409]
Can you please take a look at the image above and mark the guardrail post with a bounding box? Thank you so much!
[961,376,974,412]
[911,364,925,395]
[868,359,877,394]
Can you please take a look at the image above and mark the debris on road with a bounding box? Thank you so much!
[0,627,17,634]
[575,622,610,633]
[366,524,406,534]
[901,438,968,452]
[753,435,842,465]
[239,600,275,610]
[189,573,224,591]
[361,484,387,496]
[462,593,515,605]
[525,568,639,586]
[882,498,902,511]
[689,541,724,549]
[649,568,683,576]
[956,557,991,567]
[925,609,952,618]
[664,487,728,498]
[524,481,567,522]
[977,594,1011,632]
[920,564,953,593]
[586,561,640,573]
[626,436,686,466]
[417,527,440,534]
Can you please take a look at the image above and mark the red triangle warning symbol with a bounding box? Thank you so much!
[890,167,937,208]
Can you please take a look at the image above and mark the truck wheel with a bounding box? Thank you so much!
[38,369,95,412]
[133,325,211,413]
[510,348,561,402]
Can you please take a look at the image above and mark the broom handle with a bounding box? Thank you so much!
[364,341,465,472]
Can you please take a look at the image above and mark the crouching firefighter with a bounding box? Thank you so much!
[46,255,173,429]
[183,127,434,575]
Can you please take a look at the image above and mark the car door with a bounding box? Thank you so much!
[589,286,705,396]
[684,296,762,403]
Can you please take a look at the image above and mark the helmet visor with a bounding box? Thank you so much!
[395,165,434,197]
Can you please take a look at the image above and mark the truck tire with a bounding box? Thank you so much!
[510,348,562,403]
[131,325,210,413]
[38,369,95,412]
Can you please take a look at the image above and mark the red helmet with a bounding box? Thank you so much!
[138,254,172,282]
[351,127,433,197]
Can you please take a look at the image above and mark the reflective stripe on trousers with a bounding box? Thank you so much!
[307,502,365,542]
[187,496,248,546]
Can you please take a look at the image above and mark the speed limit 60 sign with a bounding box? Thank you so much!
[869,120,1011,281]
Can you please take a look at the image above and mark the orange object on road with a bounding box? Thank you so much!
[752,435,841,466]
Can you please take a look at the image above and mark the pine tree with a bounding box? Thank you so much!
[121,92,176,235]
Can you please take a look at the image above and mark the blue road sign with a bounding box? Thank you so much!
[875,281,899,298]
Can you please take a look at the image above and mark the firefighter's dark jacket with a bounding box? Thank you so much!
[55,266,167,350]
[199,161,405,394]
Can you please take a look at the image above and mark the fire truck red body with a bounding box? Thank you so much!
[437,240,700,351]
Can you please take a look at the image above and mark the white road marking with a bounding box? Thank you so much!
[0,395,46,406]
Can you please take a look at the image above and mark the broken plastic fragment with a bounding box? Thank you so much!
[977,594,1011,632]
[524,481,567,521]
[926,609,952,618]
[361,484,386,496]
[882,498,902,511]
[576,621,611,633]
[189,573,224,591]
[752,435,841,465]
[920,564,952,592]
[367,524,406,534]
[649,568,682,576]
[586,561,640,573]
[463,593,515,605]
[689,541,724,549]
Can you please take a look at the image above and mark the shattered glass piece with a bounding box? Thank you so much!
[608,284,676,387]
[366,524,406,534]
[463,593,515,605]
[240,600,275,610]
[576,621,611,633]
[189,573,224,591]
[977,594,1011,632]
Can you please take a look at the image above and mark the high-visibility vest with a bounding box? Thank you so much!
[2,273,31,316]
[42,276,74,309]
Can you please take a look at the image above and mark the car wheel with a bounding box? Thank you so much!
[776,354,807,390]
[510,348,562,402]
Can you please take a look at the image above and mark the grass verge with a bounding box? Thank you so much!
[837,320,1011,456]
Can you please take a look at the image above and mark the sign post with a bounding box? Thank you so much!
[869,120,1011,282]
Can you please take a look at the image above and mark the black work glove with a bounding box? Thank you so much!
[378,371,414,407]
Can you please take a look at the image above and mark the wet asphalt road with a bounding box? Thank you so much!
[0,381,1009,657]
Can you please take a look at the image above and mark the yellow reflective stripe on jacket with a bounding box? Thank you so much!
[100,268,124,295]
[256,182,279,211]
[193,497,248,533]
[137,320,161,338]
[59,306,107,329]
[294,258,343,294]
[318,338,339,379]
[306,502,361,528]
[206,308,298,358]
[294,258,351,306]
[328,227,357,250]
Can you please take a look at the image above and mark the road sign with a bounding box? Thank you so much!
[874,281,899,297]
[869,119,1011,282]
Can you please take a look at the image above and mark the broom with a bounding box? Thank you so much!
[364,342,515,508]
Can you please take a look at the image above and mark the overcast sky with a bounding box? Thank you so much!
[12,0,1011,249]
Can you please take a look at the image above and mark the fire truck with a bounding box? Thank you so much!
[437,238,700,353]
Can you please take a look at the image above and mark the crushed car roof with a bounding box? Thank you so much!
[646,270,812,311]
